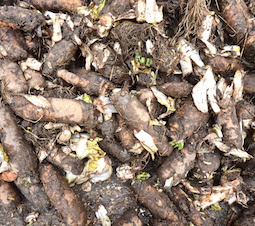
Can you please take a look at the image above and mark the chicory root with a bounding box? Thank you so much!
[157,144,196,188]
[24,0,83,12]
[167,100,209,141]
[7,95,99,128]
[0,101,49,208]
[57,69,113,96]
[40,164,87,226]
[131,179,187,223]
[0,27,28,61]
[0,59,28,94]
[45,148,85,175]
[42,39,78,75]
[0,6,45,32]
[111,90,173,157]
[158,81,193,98]
[168,186,214,226]
[112,210,142,226]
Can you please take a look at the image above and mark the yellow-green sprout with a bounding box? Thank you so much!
[213,124,223,138]
[136,172,151,180]
[91,0,106,20]
[210,202,221,211]
[149,119,165,126]
[170,139,184,150]
[82,93,93,104]
[0,144,9,173]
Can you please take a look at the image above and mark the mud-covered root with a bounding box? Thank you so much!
[42,39,78,75]
[0,27,28,61]
[0,6,45,32]
[0,59,28,94]
[57,69,113,96]
[112,210,142,226]
[97,116,134,163]
[45,148,85,175]
[157,145,196,188]
[157,81,193,98]
[217,93,242,149]
[219,0,249,41]
[0,101,49,208]
[99,138,132,163]
[205,56,243,74]
[131,179,187,224]
[23,68,46,91]
[40,164,87,226]
[167,100,209,141]
[233,205,255,226]
[237,101,255,120]
[191,144,221,185]
[219,0,255,60]
[7,95,98,128]
[115,115,144,154]
[0,180,24,225]
[110,90,173,157]
[168,186,214,226]
[24,0,83,12]
[0,180,21,208]
[243,73,255,93]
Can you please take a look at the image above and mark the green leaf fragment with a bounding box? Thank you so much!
[91,0,106,20]
[98,0,106,13]
[149,119,164,126]
[0,144,8,162]
[193,194,200,199]
[210,202,221,211]
[136,172,151,180]
[145,58,153,67]
[213,124,223,138]
[82,93,92,104]
[140,57,146,64]
[170,140,184,150]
